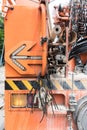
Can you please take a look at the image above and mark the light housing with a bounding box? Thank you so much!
[11,94,27,108]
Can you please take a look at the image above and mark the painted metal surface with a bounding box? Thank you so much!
[4,0,47,78]
[5,90,87,130]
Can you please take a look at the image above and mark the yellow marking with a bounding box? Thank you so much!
[66,79,78,90]
[38,80,43,86]
[6,80,19,90]
[52,80,63,90]
[22,80,33,90]
[81,80,87,89]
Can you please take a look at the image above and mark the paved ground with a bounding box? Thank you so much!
[0,66,5,81]
[0,66,5,130]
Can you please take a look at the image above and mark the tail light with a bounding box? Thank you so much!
[11,94,27,108]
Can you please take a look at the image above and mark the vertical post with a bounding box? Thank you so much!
[72,72,74,92]
[40,4,47,76]
[66,23,69,77]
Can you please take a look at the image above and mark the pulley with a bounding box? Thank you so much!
[59,30,77,45]
[73,95,87,130]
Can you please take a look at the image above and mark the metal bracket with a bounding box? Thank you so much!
[40,37,47,45]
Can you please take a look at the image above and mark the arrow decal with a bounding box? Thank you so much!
[6,41,43,75]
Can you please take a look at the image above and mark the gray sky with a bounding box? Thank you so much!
[0,0,70,8]
[0,0,2,11]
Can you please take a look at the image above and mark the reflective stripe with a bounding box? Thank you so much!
[6,80,19,90]
[81,80,87,88]
[52,80,63,90]
[22,80,33,90]
[74,81,85,89]
[5,79,87,90]
[66,80,78,90]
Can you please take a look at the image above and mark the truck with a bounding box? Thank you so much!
[2,0,87,130]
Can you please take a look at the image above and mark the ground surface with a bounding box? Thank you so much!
[0,66,5,130]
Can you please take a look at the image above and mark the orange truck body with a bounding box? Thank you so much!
[4,0,47,78]
[5,90,87,130]
[3,0,87,130]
